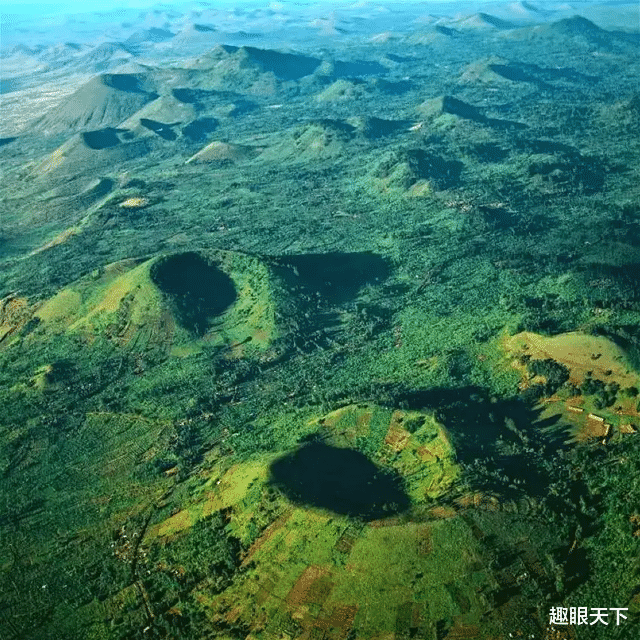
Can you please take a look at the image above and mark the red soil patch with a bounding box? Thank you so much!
[285,565,332,607]
[454,492,499,511]
[368,517,403,528]
[224,605,243,624]
[428,505,457,519]
[416,525,433,555]
[314,604,359,639]
[384,421,410,452]
[454,493,479,508]
[416,445,436,462]
[255,578,276,606]
[0,295,33,343]
[321,406,351,428]
[241,510,292,567]
[575,417,610,441]
[544,626,577,640]
[252,328,270,343]
[334,532,357,554]
[444,622,481,638]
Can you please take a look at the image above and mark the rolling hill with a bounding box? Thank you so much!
[2,250,279,356]
[30,73,159,135]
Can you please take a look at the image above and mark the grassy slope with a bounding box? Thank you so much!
[134,405,491,639]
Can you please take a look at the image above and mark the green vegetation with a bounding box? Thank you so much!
[1,7,640,639]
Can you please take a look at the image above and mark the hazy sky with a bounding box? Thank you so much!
[0,0,469,25]
[1,1,166,11]
[0,0,462,14]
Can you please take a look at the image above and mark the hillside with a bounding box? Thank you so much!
[30,73,159,135]
[1,250,278,355]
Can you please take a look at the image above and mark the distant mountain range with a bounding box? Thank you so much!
[2,0,638,52]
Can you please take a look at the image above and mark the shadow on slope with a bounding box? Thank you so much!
[181,117,218,142]
[418,95,527,131]
[82,128,122,149]
[273,252,391,305]
[374,148,464,191]
[139,118,178,141]
[172,87,257,118]
[383,386,589,517]
[268,252,392,354]
[240,46,322,80]
[348,116,409,139]
[484,62,598,88]
[33,128,153,178]
[329,59,387,77]
[258,119,358,163]
[452,12,517,30]
[73,42,137,72]
[101,73,151,93]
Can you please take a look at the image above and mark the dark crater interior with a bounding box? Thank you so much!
[269,442,410,520]
[150,252,237,335]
